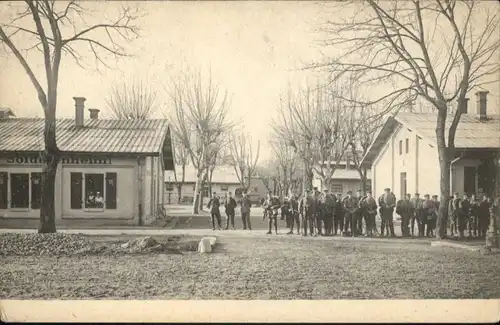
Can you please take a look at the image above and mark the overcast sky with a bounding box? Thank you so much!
[0,1,498,162]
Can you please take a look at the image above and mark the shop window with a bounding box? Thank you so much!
[30,173,42,210]
[0,172,8,209]
[105,172,117,210]
[10,173,29,208]
[85,173,104,209]
[70,172,83,209]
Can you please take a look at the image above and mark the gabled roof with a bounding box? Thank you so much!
[0,107,16,118]
[0,118,171,155]
[362,112,500,165]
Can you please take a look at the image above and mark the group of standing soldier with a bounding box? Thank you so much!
[207,188,495,239]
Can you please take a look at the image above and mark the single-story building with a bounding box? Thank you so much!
[0,97,174,228]
[362,91,500,200]
[164,165,267,204]
[312,160,372,195]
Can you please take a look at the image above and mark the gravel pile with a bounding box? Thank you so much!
[0,233,99,256]
[0,233,199,256]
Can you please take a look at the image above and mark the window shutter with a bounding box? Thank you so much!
[106,172,117,209]
[70,172,83,209]
[0,172,7,209]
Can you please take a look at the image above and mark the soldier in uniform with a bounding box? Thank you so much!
[207,192,222,230]
[240,191,253,230]
[410,193,422,237]
[342,191,358,236]
[378,188,396,237]
[396,193,413,237]
[354,190,365,235]
[362,191,378,237]
[321,188,336,236]
[468,194,480,237]
[420,194,433,237]
[266,194,281,235]
[281,196,291,229]
[287,194,301,235]
[299,189,314,236]
[312,187,322,235]
[332,193,343,235]
[262,192,273,221]
[427,195,439,237]
[478,194,491,238]
[457,193,470,239]
[448,192,461,237]
[224,191,237,230]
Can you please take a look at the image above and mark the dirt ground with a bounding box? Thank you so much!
[1,235,499,299]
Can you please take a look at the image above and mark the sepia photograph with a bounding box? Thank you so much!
[0,0,499,322]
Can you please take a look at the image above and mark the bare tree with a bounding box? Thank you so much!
[171,134,190,204]
[314,0,499,239]
[272,80,364,192]
[106,78,157,119]
[229,132,261,192]
[269,138,300,199]
[0,1,140,233]
[166,69,233,214]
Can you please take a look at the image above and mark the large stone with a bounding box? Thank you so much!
[197,236,217,254]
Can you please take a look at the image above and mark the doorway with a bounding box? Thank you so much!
[464,166,477,195]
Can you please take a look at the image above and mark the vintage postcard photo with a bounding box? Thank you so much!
[0,0,499,323]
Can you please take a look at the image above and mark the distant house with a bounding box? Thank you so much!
[362,91,500,200]
[0,97,175,228]
[164,165,267,204]
[312,159,372,195]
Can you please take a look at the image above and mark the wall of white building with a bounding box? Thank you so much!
[0,155,162,226]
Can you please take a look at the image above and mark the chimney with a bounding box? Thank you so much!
[459,98,469,114]
[73,97,86,127]
[88,108,100,120]
[475,91,489,120]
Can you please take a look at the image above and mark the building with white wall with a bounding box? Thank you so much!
[312,160,372,195]
[0,97,175,228]
[362,91,500,201]
[165,165,268,204]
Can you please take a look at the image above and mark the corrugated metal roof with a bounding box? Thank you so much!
[0,118,170,154]
[361,112,500,165]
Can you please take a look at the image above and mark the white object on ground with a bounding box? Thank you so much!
[197,236,217,253]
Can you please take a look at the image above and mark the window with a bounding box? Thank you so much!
[405,138,409,153]
[331,184,343,194]
[10,173,29,208]
[400,172,407,198]
[85,174,104,209]
[0,172,8,209]
[30,173,41,210]
[202,186,209,197]
[254,187,258,192]
[399,140,403,155]
[70,172,117,210]
[221,185,229,191]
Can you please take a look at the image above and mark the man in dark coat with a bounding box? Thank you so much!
[334,193,344,235]
[342,191,358,236]
[354,190,365,235]
[299,189,314,236]
[362,191,378,237]
[240,191,252,230]
[410,193,423,237]
[458,193,470,239]
[478,195,491,238]
[396,193,413,237]
[287,194,300,235]
[420,194,434,237]
[378,188,396,237]
[207,192,222,230]
[312,187,322,235]
[224,191,237,230]
[320,189,336,236]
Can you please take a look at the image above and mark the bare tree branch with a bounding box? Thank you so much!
[106,78,157,119]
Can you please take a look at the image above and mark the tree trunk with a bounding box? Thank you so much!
[177,184,182,204]
[435,108,451,240]
[192,169,204,214]
[38,117,59,233]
